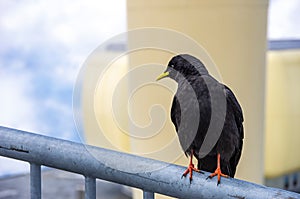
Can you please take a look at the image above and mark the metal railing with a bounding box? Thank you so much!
[0,126,299,199]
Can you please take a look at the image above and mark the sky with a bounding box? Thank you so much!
[0,0,126,177]
[0,0,299,177]
[268,0,300,39]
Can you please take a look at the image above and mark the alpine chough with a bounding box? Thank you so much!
[156,54,244,185]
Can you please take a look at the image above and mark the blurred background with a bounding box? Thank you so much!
[0,0,300,198]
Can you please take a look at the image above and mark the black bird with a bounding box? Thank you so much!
[156,54,244,185]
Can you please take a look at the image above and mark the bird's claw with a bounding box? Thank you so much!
[181,163,201,183]
[206,167,228,185]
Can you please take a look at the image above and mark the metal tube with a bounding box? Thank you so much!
[30,163,41,199]
[143,191,154,199]
[0,126,300,199]
[85,177,96,199]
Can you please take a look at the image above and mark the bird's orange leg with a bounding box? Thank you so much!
[181,149,202,183]
[207,153,228,185]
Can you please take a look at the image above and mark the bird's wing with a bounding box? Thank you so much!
[224,85,244,176]
[170,95,181,132]
[224,85,244,138]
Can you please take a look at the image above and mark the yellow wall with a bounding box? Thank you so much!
[82,51,130,152]
[265,50,300,178]
[127,0,268,180]
[127,1,269,198]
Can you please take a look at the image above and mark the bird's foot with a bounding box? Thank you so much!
[206,167,228,185]
[181,163,202,183]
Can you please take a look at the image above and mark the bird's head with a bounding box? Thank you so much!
[156,54,209,81]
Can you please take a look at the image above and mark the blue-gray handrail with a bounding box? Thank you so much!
[0,126,299,199]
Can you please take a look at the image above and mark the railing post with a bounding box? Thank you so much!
[143,190,154,199]
[30,163,41,199]
[85,176,96,199]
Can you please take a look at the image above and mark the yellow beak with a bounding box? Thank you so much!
[156,71,169,81]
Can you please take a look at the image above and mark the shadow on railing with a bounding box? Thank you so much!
[0,126,299,199]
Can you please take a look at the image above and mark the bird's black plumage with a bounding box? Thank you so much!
[162,54,244,178]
